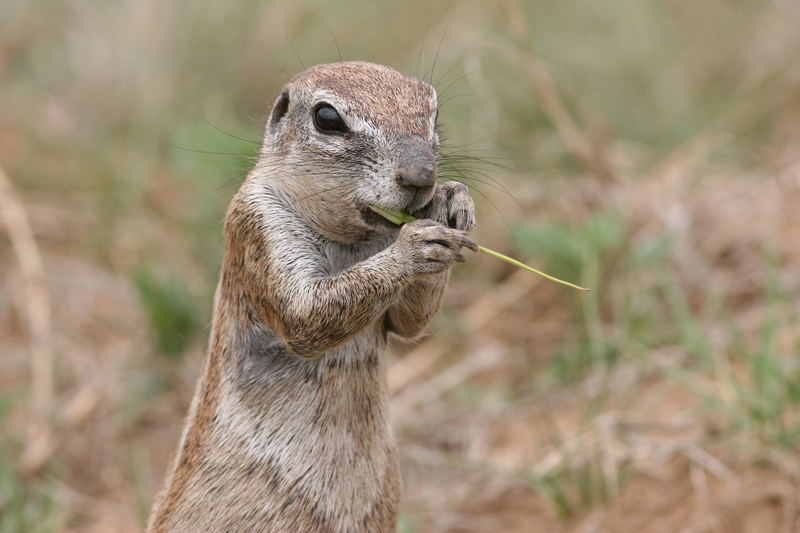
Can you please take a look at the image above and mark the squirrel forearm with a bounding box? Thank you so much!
[269,247,413,357]
[385,271,448,339]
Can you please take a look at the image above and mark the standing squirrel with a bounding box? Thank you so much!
[147,61,477,533]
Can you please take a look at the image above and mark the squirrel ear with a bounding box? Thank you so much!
[268,90,290,131]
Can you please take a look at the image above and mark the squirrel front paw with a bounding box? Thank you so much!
[395,219,479,275]
[412,181,476,231]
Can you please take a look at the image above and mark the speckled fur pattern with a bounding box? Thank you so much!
[147,62,476,533]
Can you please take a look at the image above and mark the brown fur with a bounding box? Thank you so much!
[147,62,476,533]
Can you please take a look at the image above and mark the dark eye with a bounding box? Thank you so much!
[313,104,349,134]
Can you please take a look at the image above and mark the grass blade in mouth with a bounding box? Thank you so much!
[367,204,590,292]
[367,204,417,225]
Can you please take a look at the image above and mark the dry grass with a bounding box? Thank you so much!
[2,1,800,531]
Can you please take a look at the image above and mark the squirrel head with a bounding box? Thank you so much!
[255,61,439,243]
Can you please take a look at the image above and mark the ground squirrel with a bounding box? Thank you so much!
[147,61,477,533]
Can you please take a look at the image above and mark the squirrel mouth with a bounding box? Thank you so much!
[359,204,402,229]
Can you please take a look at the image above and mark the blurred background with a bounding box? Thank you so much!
[2,0,800,531]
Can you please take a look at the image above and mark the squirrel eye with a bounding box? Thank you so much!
[313,104,349,134]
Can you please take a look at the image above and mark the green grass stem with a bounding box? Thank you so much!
[368,205,590,291]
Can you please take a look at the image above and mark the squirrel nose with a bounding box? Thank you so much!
[395,163,436,189]
[395,135,437,190]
